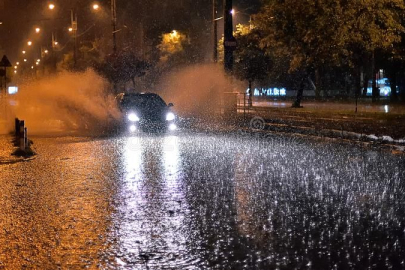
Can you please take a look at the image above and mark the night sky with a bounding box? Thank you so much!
[0,0,263,63]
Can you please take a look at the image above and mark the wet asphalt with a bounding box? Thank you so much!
[0,130,404,270]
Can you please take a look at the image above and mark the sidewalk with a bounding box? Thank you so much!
[240,100,405,141]
[252,99,405,114]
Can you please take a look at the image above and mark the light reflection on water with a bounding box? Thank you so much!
[113,135,191,268]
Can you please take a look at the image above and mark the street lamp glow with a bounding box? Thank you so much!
[68,27,73,32]
[37,59,41,62]
[24,59,27,62]
[93,4,100,10]
[22,51,26,54]
[35,27,41,33]
[54,41,58,45]
[36,62,40,66]
[44,50,49,54]
[31,66,34,69]
[14,66,17,69]
[14,70,17,74]
[231,9,235,15]
[16,62,20,65]
[49,3,55,10]
[27,41,32,46]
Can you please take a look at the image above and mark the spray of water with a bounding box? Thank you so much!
[158,64,241,119]
[1,69,120,135]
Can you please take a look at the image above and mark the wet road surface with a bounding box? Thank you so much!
[0,130,404,269]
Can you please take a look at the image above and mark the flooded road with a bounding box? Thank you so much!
[0,131,404,269]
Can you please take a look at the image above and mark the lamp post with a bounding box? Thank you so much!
[71,9,78,68]
[223,0,235,74]
[111,0,117,53]
[213,0,218,63]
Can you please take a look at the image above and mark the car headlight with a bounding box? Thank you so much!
[166,112,175,121]
[128,113,140,122]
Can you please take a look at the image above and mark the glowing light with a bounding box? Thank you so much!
[35,27,41,33]
[93,4,100,10]
[128,113,140,122]
[68,27,73,32]
[22,51,26,54]
[37,59,41,62]
[49,3,55,10]
[166,112,175,121]
[44,50,49,54]
[54,41,58,45]
[23,59,27,62]
[31,66,34,69]
[169,123,177,131]
[13,70,17,74]
[129,125,136,133]
[231,9,235,15]
[14,66,17,69]
[16,62,19,65]
[27,41,32,46]
[8,86,18,94]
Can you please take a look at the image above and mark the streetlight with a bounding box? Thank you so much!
[111,0,117,53]
[35,27,41,33]
[93,3,100,11]
[49,3,55,10]
[22,51,26,54]
[27,41,32,46]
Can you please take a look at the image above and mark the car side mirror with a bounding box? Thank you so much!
[168,103,174,107]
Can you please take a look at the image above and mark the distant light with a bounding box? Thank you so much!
[14,70,17,74]
[16,62,19,65]
[384,105,389,113]
[231,9,235,15]
[169,123,177,131]
[129,125,136,133]
[37,59,41,62]
[54,41,58,45]
[44,50,49,54]
[27,41,32,46]
[14,66,17,69]
[49,3,55,10]
[93,4,100,10]
[35,27,41,33]
[8,86,18,95]
[36,62,39,66]
[24,59,27,62]
[22,51,26,54]
[31,66,34,69]
[68,27,73,32]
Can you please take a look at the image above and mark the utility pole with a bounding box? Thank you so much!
[111,0,117,53]
[213,0,218,63]
[223,0,235,73]
[71,9,78,69]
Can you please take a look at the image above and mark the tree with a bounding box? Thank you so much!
[255,0,405,107]
[96,50,150,93]
[157,30,189,63]
[233,24,271,106]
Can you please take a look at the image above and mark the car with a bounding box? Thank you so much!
[116,92,177,133]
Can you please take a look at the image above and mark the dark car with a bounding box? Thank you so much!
[116,92,177,132]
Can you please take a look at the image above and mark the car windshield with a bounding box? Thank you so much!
[121,94,167,109]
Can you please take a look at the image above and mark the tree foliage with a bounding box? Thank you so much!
[96,50,150,90]
[255,0,405,72]
[233,24,271,85]
[157,30,189,63]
